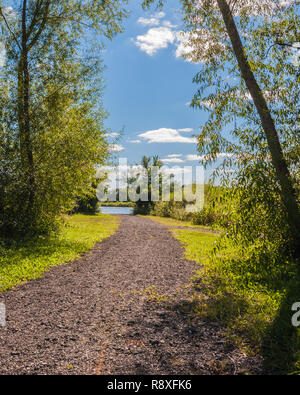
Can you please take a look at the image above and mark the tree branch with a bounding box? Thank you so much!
[0,6,21,50]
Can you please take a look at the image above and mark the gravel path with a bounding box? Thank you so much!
[0,215,262,375]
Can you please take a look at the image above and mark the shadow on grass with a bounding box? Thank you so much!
[1,236,90,262]
[0,235,94,292]
[261,272,300,375]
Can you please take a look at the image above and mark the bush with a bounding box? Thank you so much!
[150,200,193,222]
[133,201,153,215]
[0,109,108,238]
[150,201,172,217]
[73,189,99,214]
[191,207,218,226]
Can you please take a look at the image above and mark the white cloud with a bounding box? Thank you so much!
[178,128,193,133]
[138,128,198,144]
[186,153,234,161]
[167,154,183,158]
[175,29,226,64]
[137,11,166,26]
[134,1,297,61]
[135,27,176,56]
[128,139,142,144]
[162,20,177,28]
[134,15,207,62]
[137,17,160,26]
[161,157,184,164]
[134,25,219,64]
[174,31,195,62]
[110,144,125,152]
[186,154,203,161]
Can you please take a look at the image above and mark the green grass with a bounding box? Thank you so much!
[172,228,300,374]
[0,214,120,292]
[140,215,215,230]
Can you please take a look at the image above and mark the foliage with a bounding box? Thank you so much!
[191,207,218,226]
[149,184,227,227]
[133,155,163,215]
[0,213,120,292]
[0,0,128,237]
[183,0,300,255]
[173,227,300,374]
[150,200,188,219]
[73,179,100,214]
[141,0,300,252]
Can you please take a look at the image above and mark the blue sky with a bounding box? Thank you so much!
[102,0,214,176]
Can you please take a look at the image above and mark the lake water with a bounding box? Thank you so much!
[99,206,134,215]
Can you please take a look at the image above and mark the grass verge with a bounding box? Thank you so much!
[139,215,216,230]
[0,214,120,292]
[171,228,300,374]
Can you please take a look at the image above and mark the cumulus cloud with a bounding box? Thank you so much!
[134,11,184,57]
[134,23,220,64]
[137,17,160,26]
[178,128,194,133]
[138,128,198,144]
[134,1,297,60]
[137,11,166,26]
[174,31,195,61]
[134,27,195,60]
[161,157,184,164]
[135,27,176,56]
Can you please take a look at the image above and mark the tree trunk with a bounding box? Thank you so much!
[18,0,35,213]
[216,0,300,257]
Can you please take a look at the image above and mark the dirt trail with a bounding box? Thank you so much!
[0,216,262,374]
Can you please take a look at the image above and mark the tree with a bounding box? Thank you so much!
[215,0,300,256]
[142,0,300,257]
[133,155,163,214]
[0,0,128,236]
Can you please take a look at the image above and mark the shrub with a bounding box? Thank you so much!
[191,207,218,226]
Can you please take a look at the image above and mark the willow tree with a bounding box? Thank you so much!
[0,1,127,236]
[144,0,300,257]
